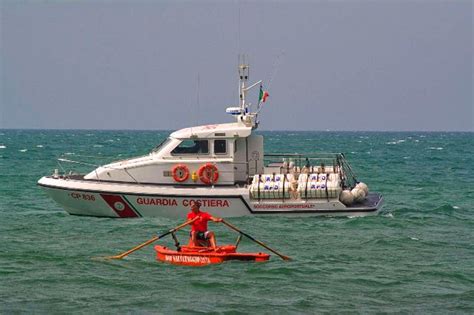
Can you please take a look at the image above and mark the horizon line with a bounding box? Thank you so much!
[0,128,472,133]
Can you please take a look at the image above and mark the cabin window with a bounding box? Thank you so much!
[171,140,209,155]
[214,140,227,155]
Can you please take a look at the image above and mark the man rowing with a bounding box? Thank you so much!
[187,201,222,249]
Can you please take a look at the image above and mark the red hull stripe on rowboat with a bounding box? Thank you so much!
[100,194,140,218]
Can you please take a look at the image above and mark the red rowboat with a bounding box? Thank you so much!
[154,245,270,266]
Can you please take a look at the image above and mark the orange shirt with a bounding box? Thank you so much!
[187,211,212,232]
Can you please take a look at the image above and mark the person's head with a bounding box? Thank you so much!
[191,201,202,213]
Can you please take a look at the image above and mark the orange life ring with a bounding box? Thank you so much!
[171,164,190,182]
[198,163,219,185]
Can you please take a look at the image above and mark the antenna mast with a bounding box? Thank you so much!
[226,54,263,129]
[238,54,249,112]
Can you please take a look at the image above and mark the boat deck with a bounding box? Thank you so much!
[346,192,383,209]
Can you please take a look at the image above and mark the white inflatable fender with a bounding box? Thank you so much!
[351,187,365,202]
[340,189,354,206]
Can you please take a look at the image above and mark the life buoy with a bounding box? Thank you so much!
[171,164,190,182]
[198,163,219,185]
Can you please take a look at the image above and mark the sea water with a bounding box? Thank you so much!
[0,130,473,313]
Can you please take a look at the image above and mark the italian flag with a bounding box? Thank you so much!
[259,85,269,103]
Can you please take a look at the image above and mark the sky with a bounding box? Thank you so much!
[1,0,472,131]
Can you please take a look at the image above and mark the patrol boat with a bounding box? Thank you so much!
[37,61,384,218]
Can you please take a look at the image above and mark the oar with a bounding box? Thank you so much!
[221,220,291,261]
[100,218,196,260]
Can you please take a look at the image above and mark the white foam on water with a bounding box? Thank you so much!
[452,206,460,209]
[36,145,44,148]
[106,139,114,142]
[386,139,406,145]
[0,145,6,149]
[428,147,443,150]
[93,144,103,148]
[410,237,419,241]
[64,152,75,155]
[20,149,27,152]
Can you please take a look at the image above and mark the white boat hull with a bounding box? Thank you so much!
[38,176,383,218]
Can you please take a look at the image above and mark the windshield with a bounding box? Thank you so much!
[151,138,172,153]
[171,139,209,155]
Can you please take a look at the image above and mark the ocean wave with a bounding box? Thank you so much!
[386,139,406,145]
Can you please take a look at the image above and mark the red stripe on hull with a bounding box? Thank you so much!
[100,194,139,218]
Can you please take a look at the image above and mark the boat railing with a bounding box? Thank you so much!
[54,157,250,186]
[53,153,358,189]
[55,154,145,182]
[262,153,358,189]
[56,155,102,175]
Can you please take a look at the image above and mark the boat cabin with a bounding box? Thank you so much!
[84,121,264,186]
